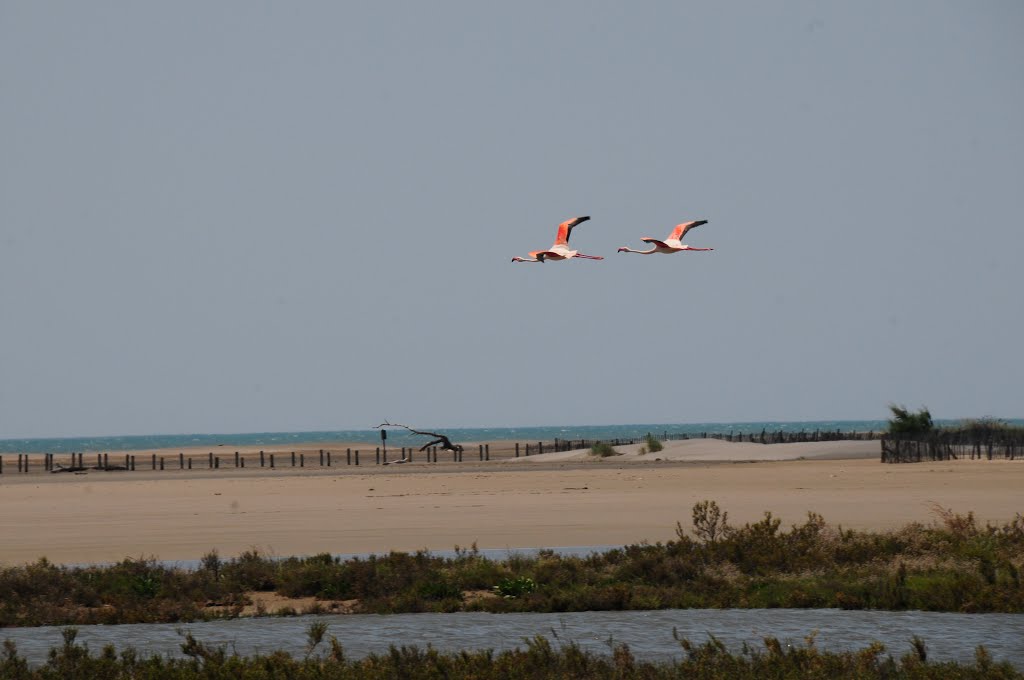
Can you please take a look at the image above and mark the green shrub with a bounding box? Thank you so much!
[591,441,617,457]
[644,434,663,452]
[494,576,537,598]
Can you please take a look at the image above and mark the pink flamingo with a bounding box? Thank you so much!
[512,216,604,263]
[617,220,713,255]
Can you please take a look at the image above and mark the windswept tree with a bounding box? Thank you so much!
[887,404,933,435]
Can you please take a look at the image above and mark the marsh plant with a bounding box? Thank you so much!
[0,630,1018,679]
[644,433,664,452]
[590,441,618,457]
[2,502,1022,627]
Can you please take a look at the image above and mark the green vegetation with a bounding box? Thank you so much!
[1,626,1019,679]
[493,576,537,598]
[644,433,664,453]
[888,404,934,435]
[2,502,1023,627]
[590,441,618,457]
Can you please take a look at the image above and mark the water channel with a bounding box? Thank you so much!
[3,609,1022,668]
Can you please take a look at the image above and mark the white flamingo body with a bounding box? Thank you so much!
[618,220,713,255]
[512,216,604,263]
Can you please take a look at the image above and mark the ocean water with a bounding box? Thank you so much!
[2,419,1018,454]
[0,420,885,454]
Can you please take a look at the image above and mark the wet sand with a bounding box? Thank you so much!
[1,439,1021,566]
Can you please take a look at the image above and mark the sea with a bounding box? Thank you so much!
[4,419,1019,454]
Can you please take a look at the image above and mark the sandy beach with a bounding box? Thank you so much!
[2,439,1022,566]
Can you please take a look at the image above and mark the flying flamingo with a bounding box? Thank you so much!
[511,216,604,263]
[617,220,713,255]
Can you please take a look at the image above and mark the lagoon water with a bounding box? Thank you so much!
[3,609,1022,668]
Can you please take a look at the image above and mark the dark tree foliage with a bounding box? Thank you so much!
[888,404,934,435]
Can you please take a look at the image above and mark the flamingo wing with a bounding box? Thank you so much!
[640,238,670,248]
[554,215,591,246]
[668,219,708,242]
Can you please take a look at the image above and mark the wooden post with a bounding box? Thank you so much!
[485,444,490,461]
[270,454,275,468]
[104,453,109,470]
[291,451,296,467]
[300,453,305,467]
[319,449,324,466]
[215,457,220,469]
[479,444,483,461]
[240,458,245,468]
[515,443,519,458]
[327,450,332,466]
[208,452,213,469]
[179,453,184,469]
[130,455,135,471]
[0,455,3,474]
[538,441,543,455]
[188,458,193,470]
[260,450,265,467]
[160,457,165,470]
[376,447,380,465]
[235,451,240,467]
[152,454,157,470]
[355,450,360,466]
[347,448,351,465]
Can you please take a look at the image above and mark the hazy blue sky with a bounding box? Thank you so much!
[2,2,1022,438]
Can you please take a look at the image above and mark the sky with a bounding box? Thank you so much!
[2,2,1022,438]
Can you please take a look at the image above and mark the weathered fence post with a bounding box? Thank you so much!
[355,450,360,466]
[215,456,220,469]
[485,444,490,461]
[160,457,165,470]
[152,454,157,470]
[291,451,296,467]
[538,441,543,455]
[300,453,304,467]
[188,458,193,469]
[319,449,324,466]
[376,447,380,465]
[479,444,483,461]
[347,448,352,465]
[270,454,275,469]
[235,451,240,467]
[327,450,332,466]
[179,453,184,469]
[208,452,213,469]
[515,443,519,458]
[260,450,265,467]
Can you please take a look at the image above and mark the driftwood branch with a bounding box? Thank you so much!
[374,421,463,452]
